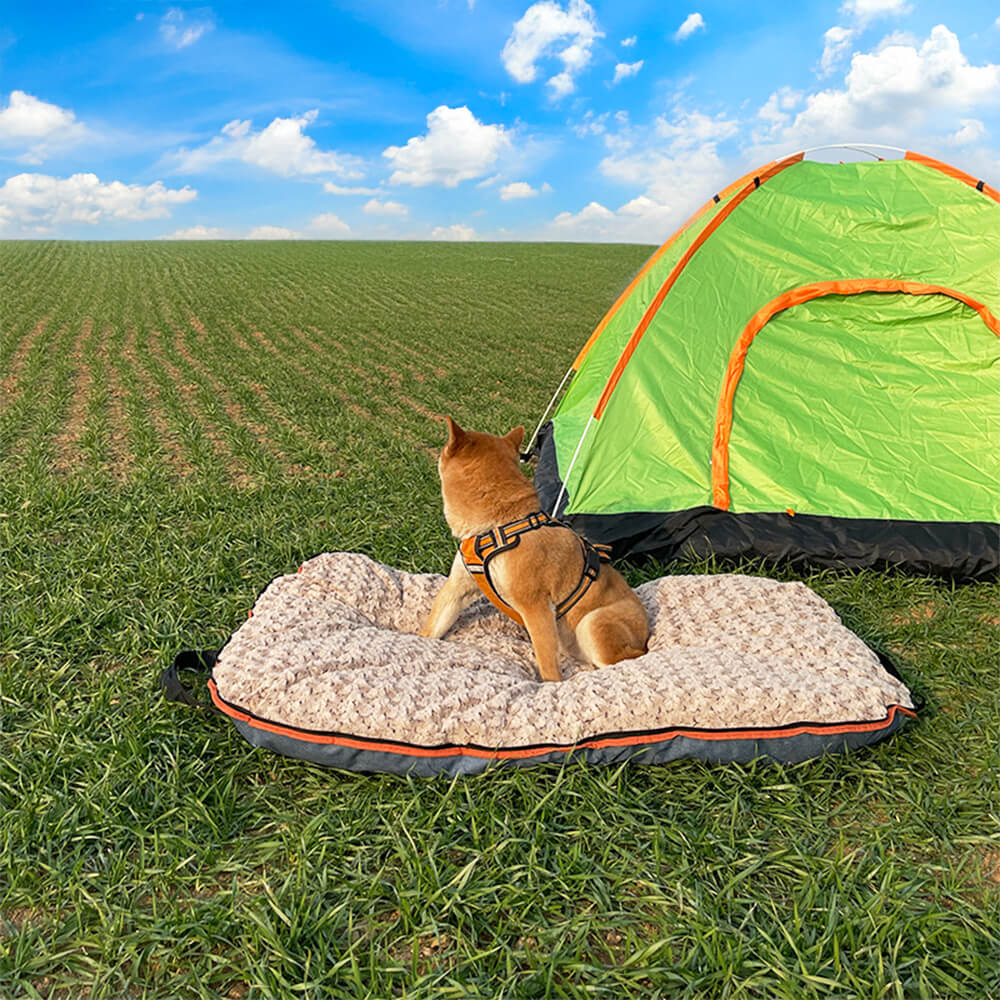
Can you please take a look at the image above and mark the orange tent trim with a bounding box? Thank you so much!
[569,163,775,372]
[592,153,805,420]
[711,279,1000,510]
[905,151,1000,204]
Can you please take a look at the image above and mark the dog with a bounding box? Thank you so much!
[420,416,649,681]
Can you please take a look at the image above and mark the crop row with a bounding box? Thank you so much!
[0,241,651,486]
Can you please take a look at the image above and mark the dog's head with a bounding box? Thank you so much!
[437,416,525,535]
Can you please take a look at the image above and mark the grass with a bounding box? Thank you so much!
[1,240,998,999]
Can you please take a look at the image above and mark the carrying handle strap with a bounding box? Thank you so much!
[160,649,221,714]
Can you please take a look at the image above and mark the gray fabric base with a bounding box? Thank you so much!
[230,709,913,777]
[211,552,916,775]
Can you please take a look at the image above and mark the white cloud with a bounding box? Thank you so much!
[840,0,910,26]
[621,35,637,47]
[754,87,804,141]
[0,173,196,231]
[599,145,728,220]
[307,212,351,236]
[246,225,302,240]
[160,225,226,239]
[553,104,737,243]
[821,0,910,77]
[549,195,684,242]
[674,13,705,42]
[779,25,1000,144]
[383,105,509,188]
[0,91,88,162]
[612,60,643,85]
[159,8,213,49]
[820,25,856,75]
[552,200,613,227]
[572,110,609,137]
[502,0,602,98]
[500,181,539,199]
[949,118,986,145]
[324,182,382,195]
[170,110,363,179]
[547,71,576,98]
[655,109,739,146]
[362,198,408,216]
[431,223,476,240]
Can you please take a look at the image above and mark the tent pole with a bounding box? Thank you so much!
[551,414,595,518]
[799,142,907,158]
[523,366,575,459]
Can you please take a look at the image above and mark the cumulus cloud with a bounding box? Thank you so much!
[572,110,610,137]
[777,25,1000,145]
[547,71,576,99]
[753,87,804,142]
[821,0,911,76]
[160,225,227,239]
[164,217,351,240]
[307,212,351,236]
[840,0,910,26]
[820,25,856,76]
[598,147,727,224]
[612,60,643,85]
[543,100,741,243]
[245,225,302,240]
[0,91,88,163]
[431,223,476,240]
[949,119,986,145]
[500,181,539,199]
[170,110,364,179]
[552,200,613,227]
[502,0,602,98]
[383,105,509,188]
[655,109,739,146]
[621,35,637,47]
[674,13,705,42]
[552,105,737,243]
[159,8,214,49]
[362,198,408,216]
[549,195,683,242]
[0,172,196,232]
[324,182,382,195]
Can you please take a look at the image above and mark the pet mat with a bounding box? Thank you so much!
[168,552,915,776]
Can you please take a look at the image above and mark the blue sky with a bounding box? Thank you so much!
[0,0,997,241]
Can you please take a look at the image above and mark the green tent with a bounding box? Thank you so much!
[532,148,1000,578]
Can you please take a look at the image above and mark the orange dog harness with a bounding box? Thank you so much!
[460,511,612,627]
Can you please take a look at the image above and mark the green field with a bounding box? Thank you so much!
[1,241,998,998]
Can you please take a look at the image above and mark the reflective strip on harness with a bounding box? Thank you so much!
[460,512,611,626]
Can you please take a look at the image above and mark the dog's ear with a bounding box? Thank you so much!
[505,425,525,453]
[443,415,466,456]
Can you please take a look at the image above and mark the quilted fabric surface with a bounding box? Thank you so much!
[211,552,914,751]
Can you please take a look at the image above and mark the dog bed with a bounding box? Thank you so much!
[171,552,916,776]
[168,552,915,775]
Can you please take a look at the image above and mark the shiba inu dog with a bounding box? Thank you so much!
[420,417,649,682]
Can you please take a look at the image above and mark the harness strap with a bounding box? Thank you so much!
[460,512,611,626]
[554,538,607,618]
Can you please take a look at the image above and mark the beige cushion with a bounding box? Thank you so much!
[213,552,914,749]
